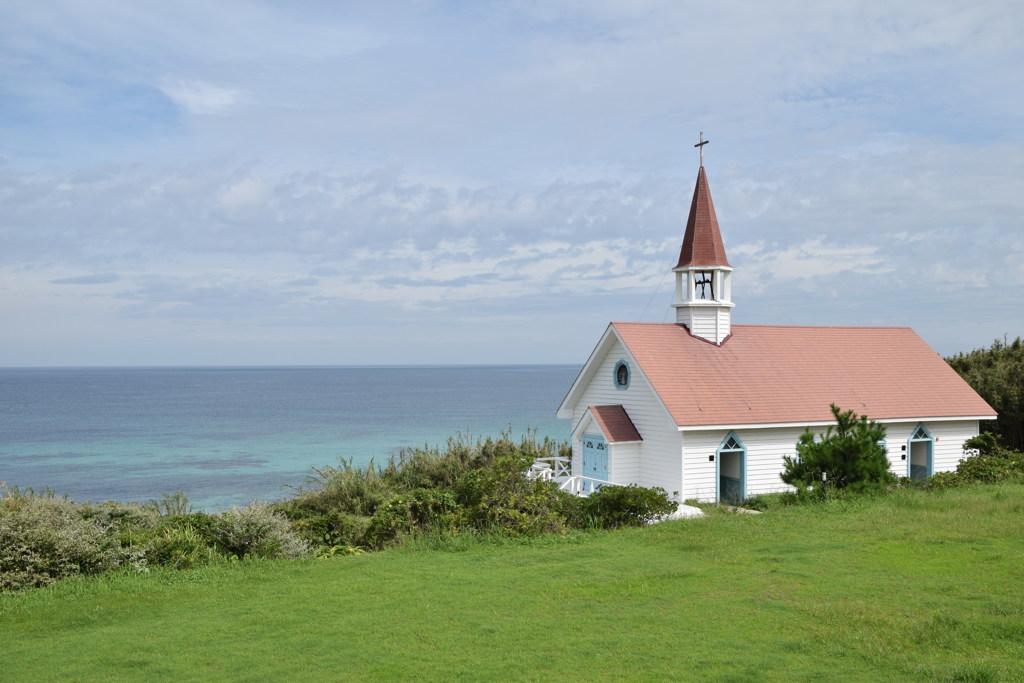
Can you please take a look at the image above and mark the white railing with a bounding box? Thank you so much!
[525,456,572,483]
[525,462,554,482]
[525,458,619,496]
[558,475,618,496]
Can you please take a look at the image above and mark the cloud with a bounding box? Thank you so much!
[284,277,318,288]
[49,273,121,285]
[0,2,1022,364]
[159,79,240,115]
[732,238,890,295]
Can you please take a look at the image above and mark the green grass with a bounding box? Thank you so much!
[4,483,1024,681]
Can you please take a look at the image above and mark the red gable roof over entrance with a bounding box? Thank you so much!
[587,405,643,442]
[613,322,995,427]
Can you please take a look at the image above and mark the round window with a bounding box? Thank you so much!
[614,360,630,389]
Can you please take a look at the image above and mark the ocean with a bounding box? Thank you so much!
[0,365,580,511]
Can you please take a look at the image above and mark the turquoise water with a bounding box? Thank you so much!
[0,366,579,511]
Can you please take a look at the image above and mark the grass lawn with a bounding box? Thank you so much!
[3,482,1024,681]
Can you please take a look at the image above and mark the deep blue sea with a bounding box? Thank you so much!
[0,366,579,511]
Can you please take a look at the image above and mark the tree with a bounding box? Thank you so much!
[946,337,1024,451]
[781,404,894,495]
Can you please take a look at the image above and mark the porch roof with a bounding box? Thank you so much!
[587,404,643,442]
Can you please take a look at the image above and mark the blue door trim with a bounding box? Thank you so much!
[716,431,746,504]
[582,433,608,493]
[907,423,933,480]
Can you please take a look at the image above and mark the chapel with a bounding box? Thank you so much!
[556,143,996,503]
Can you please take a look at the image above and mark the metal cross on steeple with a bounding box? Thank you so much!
[694,132,709,167]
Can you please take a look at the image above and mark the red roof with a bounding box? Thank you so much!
[613,323,995,427]
[676,166,731,268]
[587,405,643,442]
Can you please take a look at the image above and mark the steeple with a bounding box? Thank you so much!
[672,159,734,344]
[676,166,731,269]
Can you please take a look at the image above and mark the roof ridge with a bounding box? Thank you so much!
[611,322,915,331]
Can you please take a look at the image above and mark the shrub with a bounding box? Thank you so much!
[214,503,309,560]
[781,404,895,496]
[147,523,218,569]
[0,496,130,592]
[916,443,1024,490]
[364,488,464,548]
[288,458,395,518]
[926,471,964,490]
[363,496,418,548]
[289,511,370,549]
[963,432,1001,457]
[143,512,219,568]
[150,491,193,516]
[455,453,570,537]
[79,500,161,548]
[379,434,497,491]
[583,485,677,528]
[278,432,571,549]
[952,449,1024,484]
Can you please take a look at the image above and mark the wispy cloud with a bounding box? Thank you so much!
[50,273,121,285]
[159,79,240,115]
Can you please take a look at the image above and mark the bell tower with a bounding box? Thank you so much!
[672,135,734,344]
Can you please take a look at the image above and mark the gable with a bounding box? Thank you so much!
[582,405,643,443]
[613,323,996,428]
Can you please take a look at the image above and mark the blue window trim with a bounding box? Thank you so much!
[716,431,746,504]
[877,438,893,475]
[907,423,934,479]
[613,360,630,390]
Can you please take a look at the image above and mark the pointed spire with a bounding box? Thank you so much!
[675,166,730,268]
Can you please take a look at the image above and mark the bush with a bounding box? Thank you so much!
[0,496,132,592]
[214,503,309,560]
[150,491,193,516]
[364,488,465,548]
[456,453,571,537]
[583,485,677,528]
[781,404,895,496]
[278,432,572,549]
[952,449,1024,484]
[963,432,1001,457]
[144,512,219,568]
[919,442,1024,490]
[147,523,218,569]
[925,471,964,490]
[286,458,395,518]
[289,511,370,549]
[79,500,161,548]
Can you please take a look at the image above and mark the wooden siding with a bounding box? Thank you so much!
[884,420,979,477]
[683,420,981,502]
[569,338,683,496]
[610,442,641,483]
[682,427,803,501]
[675,305,730,345]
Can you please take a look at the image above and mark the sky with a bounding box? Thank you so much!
[1,0,1021,366]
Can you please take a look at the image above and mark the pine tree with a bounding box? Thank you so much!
[781,404,894,495]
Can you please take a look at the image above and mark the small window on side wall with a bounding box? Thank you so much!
[613,360,630,389]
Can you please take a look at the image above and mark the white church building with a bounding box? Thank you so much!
[555,158,996,504]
